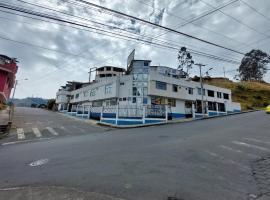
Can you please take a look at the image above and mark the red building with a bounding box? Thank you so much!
[0,55,18,103]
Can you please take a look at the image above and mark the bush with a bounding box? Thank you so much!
[47,99,56,110]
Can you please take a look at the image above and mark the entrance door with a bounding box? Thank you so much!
[185,101,193,118]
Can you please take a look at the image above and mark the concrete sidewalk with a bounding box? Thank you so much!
[0,109,11,125]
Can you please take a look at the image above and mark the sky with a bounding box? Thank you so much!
[0,0,270,99]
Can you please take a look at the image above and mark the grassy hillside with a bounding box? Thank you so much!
[204,78,270,111]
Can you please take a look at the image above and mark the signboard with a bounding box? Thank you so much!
[127,49,135,68]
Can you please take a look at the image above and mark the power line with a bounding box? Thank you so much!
[132,0,254,55]
[0,5,241,64]
[199,0,270,39]
[66,0,245,55]
[240,0,270,23]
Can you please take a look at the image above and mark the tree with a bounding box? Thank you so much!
[239,49,270,81]
[177,47,194,76]
[47,99,56,110]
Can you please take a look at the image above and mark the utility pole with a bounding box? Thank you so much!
[223,67,226,78]
[195,63,206,116]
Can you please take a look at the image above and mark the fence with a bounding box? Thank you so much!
[67,104,170,126]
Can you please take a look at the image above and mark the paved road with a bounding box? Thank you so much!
[0,109,270,200]
[0,107,110,145]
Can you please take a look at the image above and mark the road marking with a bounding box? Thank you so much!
[46,127,58,136]
[60,126,71,133]
[219,145,259,158]
[232,141,270,152]
[219,145,243,153]
[72,125,85,133]
[25,122,32,125]
[29,159,49,167]
[32,128,42,138]
[204,150,250,171]
[17,128,25,140]
[244,138,270,145]
[1,138,53,146]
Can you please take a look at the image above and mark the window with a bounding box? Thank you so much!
[217,92,222,98]
[133,87,143,96]
[106,67,111,71]
[132,97,136,103]
[188,87,193,95]
[137,97,142,104]
[120,82,125,85]
[119,98,122,101]
[208,101,217,111]
[89,88,97,97]
[144,61,149,66]
[156,81,167,90]
[75,93,79,99]
[70,95,74,100]
[151,97,166,105]
[143,97,148,104]
[105,84,112,94]
[172,84,178,92]
[123,97,127,101]
[92,101,103,107]
[198,88,205,95]
[218,103,226,112]
[83,91,88,97]
[143,87,148,96]
[167,98,176,107]
[223,93,229,100]
[208,90,215,97]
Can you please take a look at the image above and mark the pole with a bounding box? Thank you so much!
[11,80,18,100]
[223,67,226,78]
[88,67,91,82]
[195,63,206,117]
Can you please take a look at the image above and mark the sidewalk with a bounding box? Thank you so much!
[0,108,12,138]
[0,108,11,125]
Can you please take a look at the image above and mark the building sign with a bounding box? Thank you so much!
[127,49,135,68]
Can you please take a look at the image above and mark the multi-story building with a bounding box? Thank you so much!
[0,55,18,103]
[56,51,241,121]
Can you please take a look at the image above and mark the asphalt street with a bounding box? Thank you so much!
[0,108,270,200]
[0,107,111,145]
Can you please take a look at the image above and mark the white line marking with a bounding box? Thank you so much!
[46,127,58,136]
[205,150,250,171]
[25,122,32,125]
[219,145,259,158]
[60,126,71,133]
[1,138,53,146]
[72,126,85,133]
[244,138,270,145]
[219,145,243,153]
[32,128,42,138]
[17,128,25,140]
[29,159,49,167]
[232,141,270,152]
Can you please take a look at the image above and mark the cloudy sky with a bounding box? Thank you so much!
[0,0,270,99]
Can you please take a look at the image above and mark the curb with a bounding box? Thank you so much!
[97,110,262,129]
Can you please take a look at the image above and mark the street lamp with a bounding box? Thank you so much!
[11,78,28,100]
[9,78,28,121]
[195,63,206,117]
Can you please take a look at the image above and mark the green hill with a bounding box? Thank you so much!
[204,78,270,111]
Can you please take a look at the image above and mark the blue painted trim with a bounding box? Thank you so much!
[101,119,116,124]
[145,120,163,124]
[171,113,186,119]
[208,111,218,116]
[117,120,143,125]
[103,113,116,118]
[233,109,241,113]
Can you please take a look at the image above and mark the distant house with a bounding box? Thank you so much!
[0,54,18,103]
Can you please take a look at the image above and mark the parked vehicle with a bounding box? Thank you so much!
[266,105,270,114]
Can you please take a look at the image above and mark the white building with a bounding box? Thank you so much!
[56,52,241,123]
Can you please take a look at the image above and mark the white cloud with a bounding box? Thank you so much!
[0,0,269,98]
